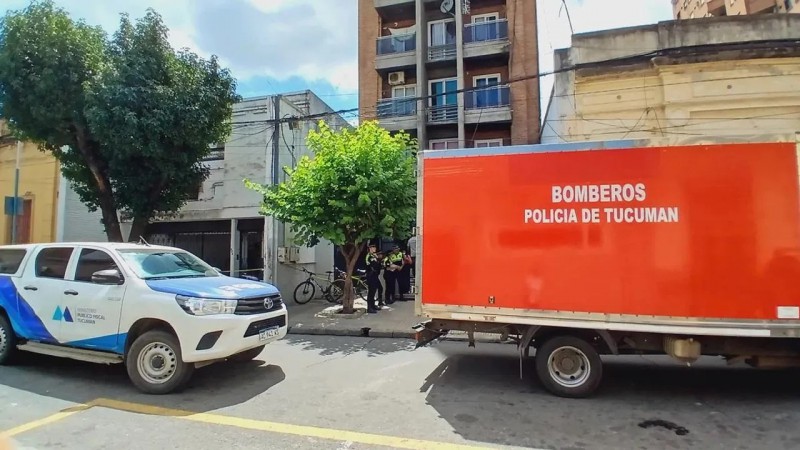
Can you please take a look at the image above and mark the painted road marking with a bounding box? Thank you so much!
[91,398,501,450]
[1,397,539,450]
[0,403,93,438]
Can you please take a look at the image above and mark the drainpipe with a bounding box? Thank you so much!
[11,140,22,244]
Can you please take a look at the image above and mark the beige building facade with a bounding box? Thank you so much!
[541,15,800,145]
[673,0,798,19]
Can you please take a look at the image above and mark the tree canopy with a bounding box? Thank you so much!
[246,120,417,313]
[0,0,239,241]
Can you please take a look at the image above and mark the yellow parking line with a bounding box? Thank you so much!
[92,398,497,450]
[0,403,93,438]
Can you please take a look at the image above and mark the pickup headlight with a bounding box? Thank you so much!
[175,295,237,315]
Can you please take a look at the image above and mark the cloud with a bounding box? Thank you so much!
[190,0,358,92]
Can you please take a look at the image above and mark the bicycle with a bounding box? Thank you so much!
[330,268,368,304]
[292,267,345,305]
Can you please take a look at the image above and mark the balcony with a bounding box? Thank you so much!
[376,34,417,71]
[428,44,457,62]
[428,104,458,124]
[374,0,413,9]
[464,85,512,124]
[464,20,510,59]
[377,98,417,131]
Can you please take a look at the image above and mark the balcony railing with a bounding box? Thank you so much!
[376,33,416,56]
[464,19,509,44]
[465,85,511,109]
[428,44,457,62]
[428,104,458,123]
[377,98,417,118]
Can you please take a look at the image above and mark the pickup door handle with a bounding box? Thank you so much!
[64,290,79,296]
[23,286,38,291]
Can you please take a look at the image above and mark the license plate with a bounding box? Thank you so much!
[258,327,280,341]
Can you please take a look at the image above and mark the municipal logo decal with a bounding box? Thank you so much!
[52,306,73,322]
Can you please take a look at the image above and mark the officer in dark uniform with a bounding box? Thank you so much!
[365,244,383,313]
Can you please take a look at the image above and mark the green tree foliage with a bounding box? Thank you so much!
[0,1,239,241]
[247,120,417,314]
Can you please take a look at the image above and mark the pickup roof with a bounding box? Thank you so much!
[0,242,288,394]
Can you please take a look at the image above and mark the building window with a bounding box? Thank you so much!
[472,74,503,108]
[429,19,456,47]
[428,139,459,151]
[471,13,500,41]
[392,85,417,116]
[474,139,504,148]
[429,78,458,122]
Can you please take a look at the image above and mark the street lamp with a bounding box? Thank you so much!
[11,140,22,244]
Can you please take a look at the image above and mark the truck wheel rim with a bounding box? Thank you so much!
[137,342,178,384]
[548,346,590,388]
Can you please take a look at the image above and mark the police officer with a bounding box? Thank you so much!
[365,244,382,313]
[383,245,403,304]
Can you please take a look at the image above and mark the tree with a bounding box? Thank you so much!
[246,120,417,314]
[0,1,239,241]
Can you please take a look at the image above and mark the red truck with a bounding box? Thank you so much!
[413,134,800,398]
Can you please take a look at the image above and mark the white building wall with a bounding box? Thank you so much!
[56,174,106,242]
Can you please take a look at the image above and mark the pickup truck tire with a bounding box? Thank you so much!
[0,315,17,365]
[534,335,603,398]
[228,345,265,363]
[126,330,194,395]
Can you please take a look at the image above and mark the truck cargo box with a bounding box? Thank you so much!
[415,136,800,338]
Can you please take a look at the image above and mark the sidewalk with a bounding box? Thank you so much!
[285,295,420,339]
[284,295,512,344]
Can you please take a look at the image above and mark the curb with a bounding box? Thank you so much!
[287,326,416,339]
[286,326,514,344]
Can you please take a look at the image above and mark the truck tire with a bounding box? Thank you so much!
[534,335,603,398]
[126,330,194,395]
[228,345,265,363]
[0,314,17,365]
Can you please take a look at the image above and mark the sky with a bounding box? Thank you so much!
[2,0,674,120]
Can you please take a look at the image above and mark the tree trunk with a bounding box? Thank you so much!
[73,124,123,242]
[128,216,149,243]
[339,241,367,314]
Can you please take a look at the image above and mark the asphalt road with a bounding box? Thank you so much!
[2,335,800,450]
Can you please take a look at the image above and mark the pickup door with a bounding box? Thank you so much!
[18,246,76,343]
[58,246,128,353]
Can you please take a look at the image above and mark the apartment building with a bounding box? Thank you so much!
[673,0,798,19]
[359,0,540,150]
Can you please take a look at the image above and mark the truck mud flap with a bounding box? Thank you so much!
[412,321,447,348]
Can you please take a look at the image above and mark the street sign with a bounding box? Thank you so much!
[4,196,23,216]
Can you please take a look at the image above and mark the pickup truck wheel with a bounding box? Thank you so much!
[228,345,265,363]
[126,331,194,395]
[535,335,603,398]
[0,315,17,365]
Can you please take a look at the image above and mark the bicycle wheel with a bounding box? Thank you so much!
[329,280,346,304]
[353,279,368,301]
[293,281,316,304]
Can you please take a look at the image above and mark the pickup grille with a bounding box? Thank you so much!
[235,294,283,315]
[243,315,287,337]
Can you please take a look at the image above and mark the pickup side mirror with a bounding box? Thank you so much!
[92,269,124,285]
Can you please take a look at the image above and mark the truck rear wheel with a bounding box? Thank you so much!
[126,330,194,395]
[0,314,17,365]
[535,335,603,398]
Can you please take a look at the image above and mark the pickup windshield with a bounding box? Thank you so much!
[117,249,219,280]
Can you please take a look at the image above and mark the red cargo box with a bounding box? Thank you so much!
[418,139,800,332]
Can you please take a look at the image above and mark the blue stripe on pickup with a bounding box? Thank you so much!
[0,276,57,342]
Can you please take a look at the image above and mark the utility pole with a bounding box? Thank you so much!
[11,140,22,244]
[265,95,281,284]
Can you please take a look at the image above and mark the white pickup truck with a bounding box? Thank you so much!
[0,242,288,394]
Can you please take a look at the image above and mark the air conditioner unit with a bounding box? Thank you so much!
[388,72,405,86]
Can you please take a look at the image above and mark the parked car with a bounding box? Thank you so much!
[0,242,287,394]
